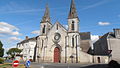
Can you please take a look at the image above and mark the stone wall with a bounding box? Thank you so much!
[79,51,92,63]
[107,38,120,62]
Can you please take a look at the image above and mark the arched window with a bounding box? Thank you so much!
[42,25,46,33]
[71,21,74,30]
[41,40,44,49]
[72,37,74,48]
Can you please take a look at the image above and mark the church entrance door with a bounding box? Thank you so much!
[54,47,60,63]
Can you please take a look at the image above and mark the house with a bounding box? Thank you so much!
[17,36,38,62]
[93,29,120,63]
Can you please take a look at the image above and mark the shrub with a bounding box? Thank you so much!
[108,60,120,68]
[0,58,4,64]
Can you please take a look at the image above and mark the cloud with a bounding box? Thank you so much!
[9,37,22,41]
[90,35,99,49]
[98,22,110,26]
[31,30,40,35]
[0,22,21,36]
[63,25,68,29]
[4,45,16,57]
[5,45,16,51]
[0,34,5,37]
[0,9,44,14]
[82,0,108,10]
[91,35,99,43]
[0,1,44,14]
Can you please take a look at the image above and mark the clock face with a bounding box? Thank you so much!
[54,33,61,41]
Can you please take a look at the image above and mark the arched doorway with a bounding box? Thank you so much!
[54,47,60,63]
[97,57,101,63]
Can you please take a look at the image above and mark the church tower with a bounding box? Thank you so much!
[68,0,79,32]
[40,4,52,35]
[67,0,80,63]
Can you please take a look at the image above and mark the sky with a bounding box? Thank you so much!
[0,0,120,53]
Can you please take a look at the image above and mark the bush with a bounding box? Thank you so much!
[108,60,120,68]
[0,58,4,64]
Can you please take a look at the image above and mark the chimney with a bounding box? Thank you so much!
[99,36,102,38]
[25,36,29,40]
[113,28,120,39]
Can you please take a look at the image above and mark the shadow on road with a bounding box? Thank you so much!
[81,60,120,68]
[80,64,107,68]
[31,60,120,68]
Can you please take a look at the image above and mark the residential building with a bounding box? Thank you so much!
[93,29,120,63]
[17,36,38,62]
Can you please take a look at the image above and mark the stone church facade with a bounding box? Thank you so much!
[36,0,92,63]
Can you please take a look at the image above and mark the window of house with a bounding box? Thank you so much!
[71,21,74,30]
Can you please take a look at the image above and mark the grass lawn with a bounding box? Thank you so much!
[0,63,25,68]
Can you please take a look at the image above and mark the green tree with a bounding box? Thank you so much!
[0,41,4,57]
[6,48,22,58]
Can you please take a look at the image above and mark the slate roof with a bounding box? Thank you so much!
[93,33,110,55]
[79,32,91,40]
[17,36,39,44]
[41,4,51,23]
[79,32,91,53]
[80,40,91,53]
[68,0,78,19]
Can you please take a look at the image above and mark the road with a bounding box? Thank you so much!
[31,63,108,68]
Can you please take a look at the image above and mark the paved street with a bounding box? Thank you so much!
[31,63,108,68]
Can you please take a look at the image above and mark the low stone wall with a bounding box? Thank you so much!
[93,55,109,64]
[79,51,93,63]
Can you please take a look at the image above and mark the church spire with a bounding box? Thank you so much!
[41,4,50,23]
[68,0,78,19]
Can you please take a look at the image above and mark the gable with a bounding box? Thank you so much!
[46,22,68,49]
[47,22,67,35]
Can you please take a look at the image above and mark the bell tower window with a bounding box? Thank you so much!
[57,24,58,30]
[71,21,74,30]
[42,25,46,33]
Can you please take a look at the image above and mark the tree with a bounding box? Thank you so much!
[0,41,4,57]
[6,48,22,58]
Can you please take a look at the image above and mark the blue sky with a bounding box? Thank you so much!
[0,0,120,50]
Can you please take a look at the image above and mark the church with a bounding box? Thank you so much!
[36,0,93,63]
